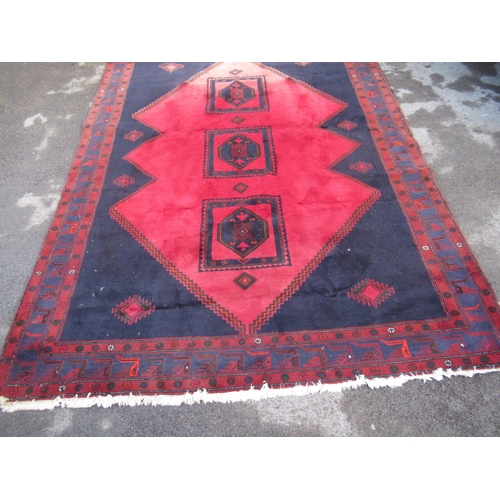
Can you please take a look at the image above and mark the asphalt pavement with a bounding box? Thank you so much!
[0,62,499,436]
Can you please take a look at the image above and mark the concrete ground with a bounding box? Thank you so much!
[0,62,499,436]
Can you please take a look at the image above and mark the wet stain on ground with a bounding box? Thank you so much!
[462,62,499,77]
[446,74,500,101]
[430,73,445,87]
[461,100,482,108]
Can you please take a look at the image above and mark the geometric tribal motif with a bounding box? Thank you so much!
[337,119,358,131]
[124,130,144,142]
[113,174,136,188]
[220,80,255,108]
[348,278,395,308]
[233,182,249,193]
[204,127,277,178]
[219,134,261,170]
[159,63,184,73]
[349,161,374,173]
[200,195,291,272]
[206,76,269,113]
[112,295,155,325]
[234,272,257,290]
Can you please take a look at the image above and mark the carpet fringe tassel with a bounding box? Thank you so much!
[1,366,499,413]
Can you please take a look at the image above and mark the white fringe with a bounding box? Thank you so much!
[1,366,499,413]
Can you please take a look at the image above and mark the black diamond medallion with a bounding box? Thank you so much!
[233,182,249,193]
[218,134,261,169]
[219,80,255,108]
[234,272,257,289]
[218,207,269,257]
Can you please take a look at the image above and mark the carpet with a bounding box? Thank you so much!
[1,62,500,411]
